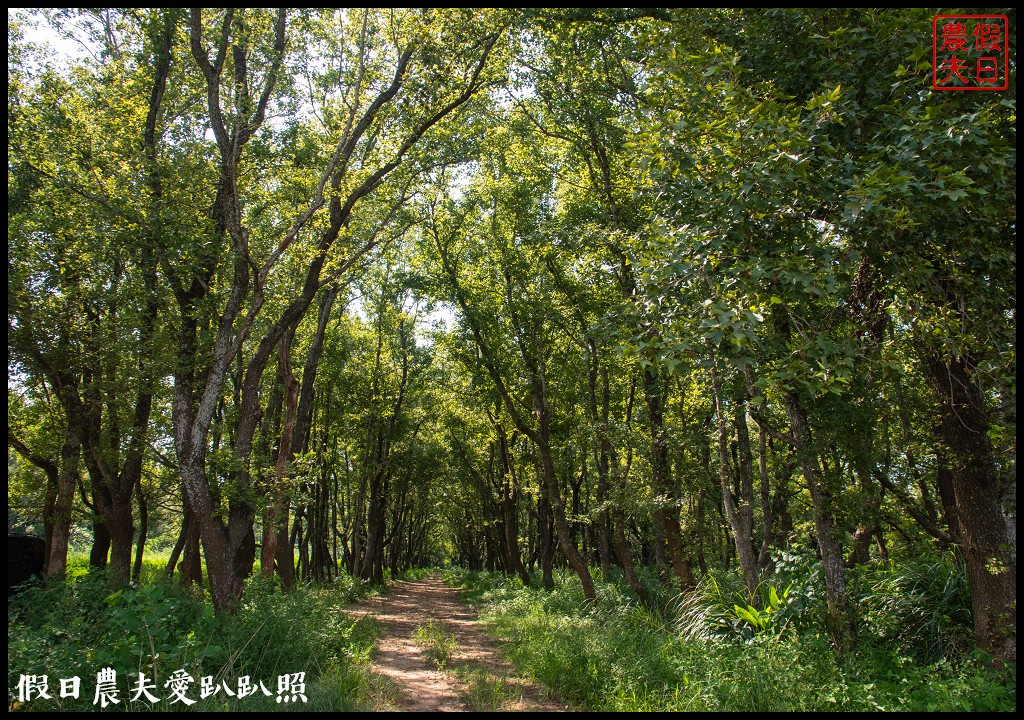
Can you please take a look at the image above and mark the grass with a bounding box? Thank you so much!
[10,552,1014,712]
[412,620,458,670]
[445,564,1017,712]
[8,552,385,712]
[410,613,526,711]
[456,664,522,711]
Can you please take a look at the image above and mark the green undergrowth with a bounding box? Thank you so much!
[455,664,523,712]
[393,566,435,582]
[446,565,1015,712]
[8,559,384,712]
[412,620,458,670]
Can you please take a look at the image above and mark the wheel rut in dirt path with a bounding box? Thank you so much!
[346,574,569,712]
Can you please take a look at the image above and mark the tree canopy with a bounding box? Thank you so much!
[8,8,1015,666]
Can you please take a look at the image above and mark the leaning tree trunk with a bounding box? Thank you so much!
[537,438,596,601]
[498,427,532,585]
[537,480,555,590]
[167,496,204,589]
[6,430,60,575]
[608,442,654,608]
[531,341,596,602]
[784,389,852,648]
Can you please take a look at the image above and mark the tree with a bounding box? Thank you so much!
[8,10,1014,664]
[426,158,599,601]
[160,9,503,611]
[8,11,173,585]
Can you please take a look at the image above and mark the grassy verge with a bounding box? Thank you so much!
[445,566,1016,712]
[8,555,385,712]
[454,664,525,712]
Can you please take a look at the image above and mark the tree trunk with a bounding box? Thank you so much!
[361,466,386,583]
[594,363,613,581]
[275,510,295,588]
[351,475,367,577]
[89,516,111,570]
[846,461,880,568]
[132,476,148,584]
[718,386,758,597]
[645,367,694,593]
[165,512,187,581]
[498,427,532,585]
[179,500,204,589]
[754,417,774,570]
[47,419,82,580]
[652,506,670,583]
[7,430,61,575]
[263,329,300,582]
[538,480,555,590]
[286,286,338,586]
[611,507,652,606]
[695,485,709,576]
[538,439,596,600]
[784,389,852,648]
[105,497,136,588]
[924,353,1015,664]
[935,450,961,543]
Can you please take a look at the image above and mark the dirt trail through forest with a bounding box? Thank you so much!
[346,574,569,712]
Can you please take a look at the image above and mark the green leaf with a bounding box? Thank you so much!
[733,604,759,625]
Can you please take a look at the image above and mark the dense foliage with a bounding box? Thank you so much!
[8,7,1016,711]
[449,567,1015,712]
[8,553,388,711]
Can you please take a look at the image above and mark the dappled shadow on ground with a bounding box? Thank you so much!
[346,575,568,712]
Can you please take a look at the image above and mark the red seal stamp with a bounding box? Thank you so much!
[933,15,1009,90]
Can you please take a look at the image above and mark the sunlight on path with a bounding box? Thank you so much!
[346,574,568,712]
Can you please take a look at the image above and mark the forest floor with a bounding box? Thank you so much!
[346,574,569,712]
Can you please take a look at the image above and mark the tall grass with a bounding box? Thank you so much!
[855,552,974,662]
[446,563,1015,712]
[8,558,384,712]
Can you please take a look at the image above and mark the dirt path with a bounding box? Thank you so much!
[346,574,569,712]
